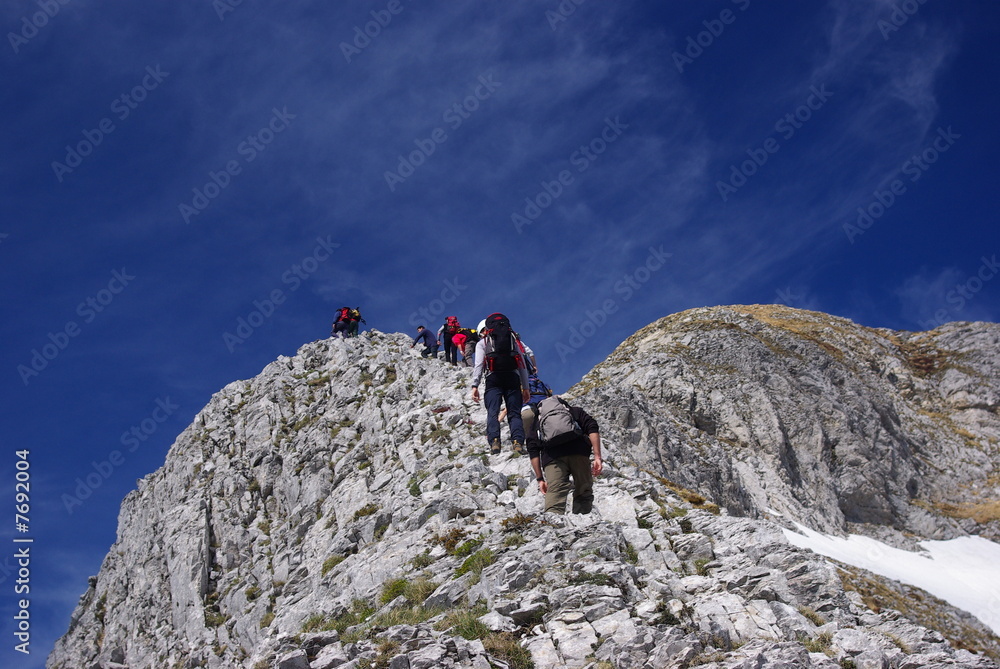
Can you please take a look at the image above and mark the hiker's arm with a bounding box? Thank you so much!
[530,456,547,494]
[470,341,485,391]
[590,432,603,476]
[517,363,530,403]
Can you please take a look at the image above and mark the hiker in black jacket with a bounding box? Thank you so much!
[526,400,603,514]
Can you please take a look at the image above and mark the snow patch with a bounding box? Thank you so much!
[783,523,1000,636]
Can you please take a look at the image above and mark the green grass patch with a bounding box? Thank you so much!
[410,550,435,569]
[483,632,534,669]
[352,503,379,521]
[301,599,375,634]
[380,577,438,606]
[503,534,527,548]
[435,604,490,640]
[455,548,495,579]
[321,555,345,577]
[453,537,483,558]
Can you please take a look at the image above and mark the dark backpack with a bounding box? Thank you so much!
[445,316,461,334]
[483,313,521,373]
[535,396,583,446]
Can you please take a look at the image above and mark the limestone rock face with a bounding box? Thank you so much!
[47,308,1000,669]
[575,306,1000,542]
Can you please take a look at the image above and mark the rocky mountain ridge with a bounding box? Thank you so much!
[48,305,1000,668]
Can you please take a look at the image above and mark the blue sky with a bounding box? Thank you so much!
[1,0,999,665]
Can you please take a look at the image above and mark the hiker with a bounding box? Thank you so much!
[411,325,439,358]
[462,327,479,368]
[331,307,351,338]
[347,308,365,337]
[440,316,462,365]
[451,328,469,366]
[527,397,603,515]
[470,313,531,455]
[500,372,553,433]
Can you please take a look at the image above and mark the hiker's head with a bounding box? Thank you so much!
[417,325,425,331]
[477,319,487,334]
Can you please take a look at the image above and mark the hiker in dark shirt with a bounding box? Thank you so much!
[526,400,603,514]
[411,325,439,358]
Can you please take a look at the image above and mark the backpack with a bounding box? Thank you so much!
[445,316,461,334]
[483,313,522,373]
[535,396,583,446]
[336,307,350,322]
[349,308,361,320]
[527,374,552,404]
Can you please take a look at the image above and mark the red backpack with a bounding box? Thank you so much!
[445,316,461,334]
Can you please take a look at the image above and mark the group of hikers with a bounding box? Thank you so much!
[330,308,603,515]
[344,310,602,515]
[330,307,365,338]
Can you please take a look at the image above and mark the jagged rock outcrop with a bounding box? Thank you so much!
[575,305,1000,543]
[48,307,1000,668]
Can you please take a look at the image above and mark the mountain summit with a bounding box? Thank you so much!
[49,306,1000,668]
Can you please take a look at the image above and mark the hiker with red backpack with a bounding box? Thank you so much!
[439,316,462,365]
[470,313,531,455]
[331,307,351,338]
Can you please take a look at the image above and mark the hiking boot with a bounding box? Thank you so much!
[512,441,525,456]
[489,439,502,455]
